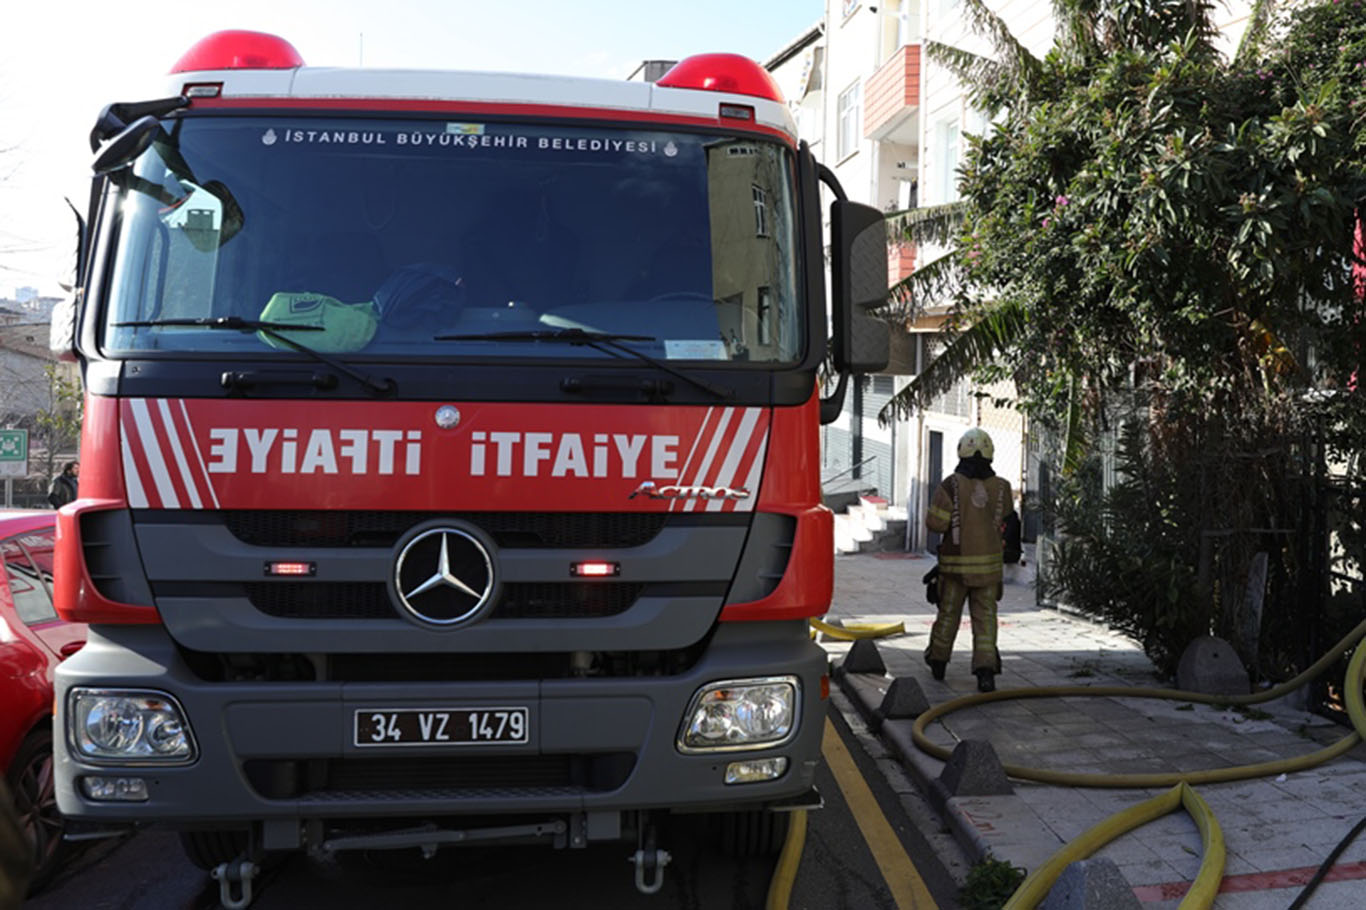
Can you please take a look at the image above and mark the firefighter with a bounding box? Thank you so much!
[924,428,1012,692]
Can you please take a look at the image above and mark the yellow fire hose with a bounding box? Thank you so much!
[1003,782,1226,910]
[809,618,906,640]
[764,809,808,910]
[770,617,1366,908]
[911,615,1366,788]
[917,617,1366,909]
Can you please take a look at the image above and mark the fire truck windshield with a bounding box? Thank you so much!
[100,116,803,365]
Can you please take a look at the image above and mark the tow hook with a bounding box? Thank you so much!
[211,858,259,910]
[628,821,671,895]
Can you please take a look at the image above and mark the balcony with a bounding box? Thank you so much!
[863,44,920,145]
[888,239,916,285]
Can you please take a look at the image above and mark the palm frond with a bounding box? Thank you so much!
[924,42,1010,111]
[877,298,1026,424]
[883,251,960,318]
[1233,0,1278,67]
[961,0,1044,89]
[887,201,967,247]
[1052,0,1102,62]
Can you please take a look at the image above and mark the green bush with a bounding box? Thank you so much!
[1040,421,1213,676]
[960,855,1027,910]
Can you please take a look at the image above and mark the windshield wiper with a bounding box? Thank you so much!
[115,317,396,396]
[435,328,733,400]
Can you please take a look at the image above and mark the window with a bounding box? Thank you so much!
[757,286,774,346]
[2,531,57,626]
[897,3,915,47]
[964,107,991,140]
[936,117,960,203]
[837,82,862,160]
[100,120,807,364]
[898,178,918,212]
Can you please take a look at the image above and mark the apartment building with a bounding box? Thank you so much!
[768,0,1256,549]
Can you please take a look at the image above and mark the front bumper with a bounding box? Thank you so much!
[54,621,826,826]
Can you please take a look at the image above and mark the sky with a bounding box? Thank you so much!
[0,0,824,299]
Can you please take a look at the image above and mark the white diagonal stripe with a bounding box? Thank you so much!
[670,407,715,512]
[706,408,760,512]
[157,399,202,509]
[129,398,180,508]
[683,406,734,512]
[179,399,220,508]
[120,420,149,508]
[732,427,768,513]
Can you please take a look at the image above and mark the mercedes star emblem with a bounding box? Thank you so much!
[392,526,495,627]
[434,405,460,429]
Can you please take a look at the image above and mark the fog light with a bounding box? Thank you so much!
[69,689,197,764]
[725,757,788,784]
[678,676,799,753]
[81,776,149,801]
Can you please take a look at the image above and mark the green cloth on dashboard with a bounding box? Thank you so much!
[257,292,378,352]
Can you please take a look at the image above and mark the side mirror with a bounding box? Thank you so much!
[50,200,86,363]
[50,293,80,363]
[92,115,160,176]
[830,199,891,374]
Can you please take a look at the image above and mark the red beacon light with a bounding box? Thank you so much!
[656,53,784,104]
[170,30,305,74]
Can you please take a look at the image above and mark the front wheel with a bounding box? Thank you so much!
[7,728,68,894]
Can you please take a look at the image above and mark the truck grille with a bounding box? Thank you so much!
[243,753,636,800]
[243,582,647,620]
[221,511,678,549]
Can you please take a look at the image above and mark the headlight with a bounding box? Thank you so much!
[677,676,799,753]
[69,689,196,764]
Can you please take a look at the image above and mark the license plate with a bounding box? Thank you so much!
[354,707,529,747]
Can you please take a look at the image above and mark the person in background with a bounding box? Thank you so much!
[47,461,78,509]
[924,428,1012,692]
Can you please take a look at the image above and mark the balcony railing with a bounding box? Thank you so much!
[864,44,921,143]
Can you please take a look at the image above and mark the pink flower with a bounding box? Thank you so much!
[1055,195,1069,206]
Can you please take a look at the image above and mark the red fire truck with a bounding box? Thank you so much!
[50,30,888,904]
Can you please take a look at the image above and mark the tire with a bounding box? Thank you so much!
[711,809,791,858]
[6,728,68,894]
[179,829,249,871]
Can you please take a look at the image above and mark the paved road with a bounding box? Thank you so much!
[26,705,965,909]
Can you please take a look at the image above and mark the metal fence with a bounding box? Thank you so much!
[2,475,52,510]
[1030,420,1365,717]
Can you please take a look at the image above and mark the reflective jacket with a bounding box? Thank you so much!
[926,472,1012,587]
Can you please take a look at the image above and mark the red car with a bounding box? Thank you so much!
[1,509,85,893]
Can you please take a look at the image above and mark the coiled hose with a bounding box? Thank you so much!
[913,617,1366,909]
[913,615,1366,788]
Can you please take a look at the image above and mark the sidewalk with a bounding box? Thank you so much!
[824,551,1366,909]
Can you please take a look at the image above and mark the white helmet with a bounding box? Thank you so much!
[957,428,994,460]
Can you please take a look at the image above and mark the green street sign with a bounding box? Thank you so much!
[0,429,28,477]
[0,429,26,460]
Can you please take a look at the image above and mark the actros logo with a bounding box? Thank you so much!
[629,481,750,502]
